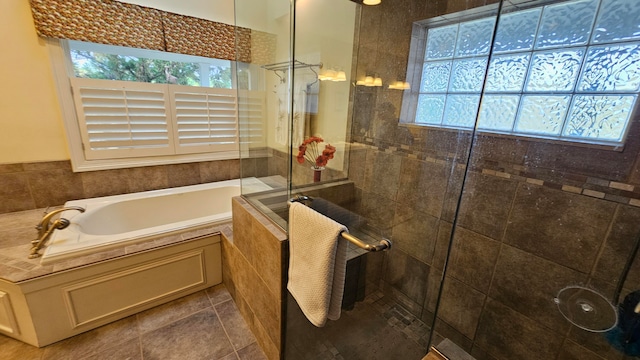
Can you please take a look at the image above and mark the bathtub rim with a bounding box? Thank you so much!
[40,178,270,265]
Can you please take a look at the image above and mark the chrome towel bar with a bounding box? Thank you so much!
[287,195,391,252]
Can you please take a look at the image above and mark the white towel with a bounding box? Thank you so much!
[288,202,348,327]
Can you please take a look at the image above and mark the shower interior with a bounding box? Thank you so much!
[236,0,640,359]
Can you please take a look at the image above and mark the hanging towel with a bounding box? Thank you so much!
[288,202,348,327]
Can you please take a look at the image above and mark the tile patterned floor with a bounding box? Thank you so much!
[0,284,267,360]
[285,289,431,360]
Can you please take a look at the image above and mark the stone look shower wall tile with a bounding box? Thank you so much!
[347,147,368,191]
[249,214,284,297]
[471,135,530,165]
[363,150,402,201]
[593,205,640,288]
[383,248,430,310]
[432,318,474,352]
[436,276,486,340]
[557,340,612,360]
[0,173,36,213]
[199,160,233,183]
[440,165,467,223]
[434,226,500,294]
[504,183,616,273]
[0,159,243,215]
[0,163,25,173]
[422,129,472,160]
[568,326,626,360]
[524,140,638,183]
[474,299,563,360]
[353,190,396,234]
[227,197,285,360]
[222,233,280,359]
[488,245,588,333]
[432,221,454,271]
[371,91,405,141]
[456,172,518,240]
[391,205,439,264]
[22,161,72,171]
[125,166,169,192]
[397,157,450,218]
[469,345,500,360]
[27,168,84,208]
[167,163,201,187]
[81,169,131,198]
[232,200,255,264]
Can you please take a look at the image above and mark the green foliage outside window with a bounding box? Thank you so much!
[71,50,233,89]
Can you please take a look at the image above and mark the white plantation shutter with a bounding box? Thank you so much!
[70,79,265,162]
[71,78,175,160]
[238,90,266,149]
[170,86,240,154]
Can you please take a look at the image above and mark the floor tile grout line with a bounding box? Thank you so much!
[138,330,145,360]
[211,297,243,357]
[206,287,234,307]
[137,292,216,335]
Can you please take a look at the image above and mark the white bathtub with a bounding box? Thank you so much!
[41,178,273,264]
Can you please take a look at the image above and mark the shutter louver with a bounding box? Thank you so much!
[71,78,174,160]
[238,90,266,147]
[171,86,239,154]
[71,79,262,161]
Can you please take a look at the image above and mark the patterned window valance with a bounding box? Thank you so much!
[29,0,254,63]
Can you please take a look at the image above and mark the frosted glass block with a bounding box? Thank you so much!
[578,43,640,92]
[426,24,458,60]
[416,95,445,125]
[442,95,481,128]
[515,95,570,135]
[449,58,488,92]
[536,0,598,49]
[455,18,496,57]
[592,0,640,43]
[526,49,585,92]
[477,95,520,131]
[493,8,541,53]
[563,95,636,141]
[485,54,530,92]
[421,61,452,92]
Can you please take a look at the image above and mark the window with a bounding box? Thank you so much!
[411,0,640,146]
[69,41,233,88]
[48,39,266,171]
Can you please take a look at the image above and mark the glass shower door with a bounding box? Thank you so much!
[429,0,640,359]
[285,0,501,359]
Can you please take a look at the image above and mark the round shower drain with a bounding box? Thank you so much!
[555,286,617,332]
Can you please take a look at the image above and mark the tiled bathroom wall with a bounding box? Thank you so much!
[0,159,241,214]
[348,0,640,359]
[225,196,288,360]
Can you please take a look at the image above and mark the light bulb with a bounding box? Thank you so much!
[324,69,336,80]
[333,71,347,82]
[373,77,382,87]
[363,0,381,5]
[364,76,374,86]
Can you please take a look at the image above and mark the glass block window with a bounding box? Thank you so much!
[416,0,640,145]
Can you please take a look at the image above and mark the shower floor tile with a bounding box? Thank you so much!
[0,284,267,360]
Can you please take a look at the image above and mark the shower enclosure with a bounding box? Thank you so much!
[235,0,640,359]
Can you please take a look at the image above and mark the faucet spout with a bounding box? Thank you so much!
[29,206,85,259]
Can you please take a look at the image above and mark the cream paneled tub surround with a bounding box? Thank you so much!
[0,178,273,347]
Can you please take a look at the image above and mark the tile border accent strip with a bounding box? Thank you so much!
[351,140,640,207]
